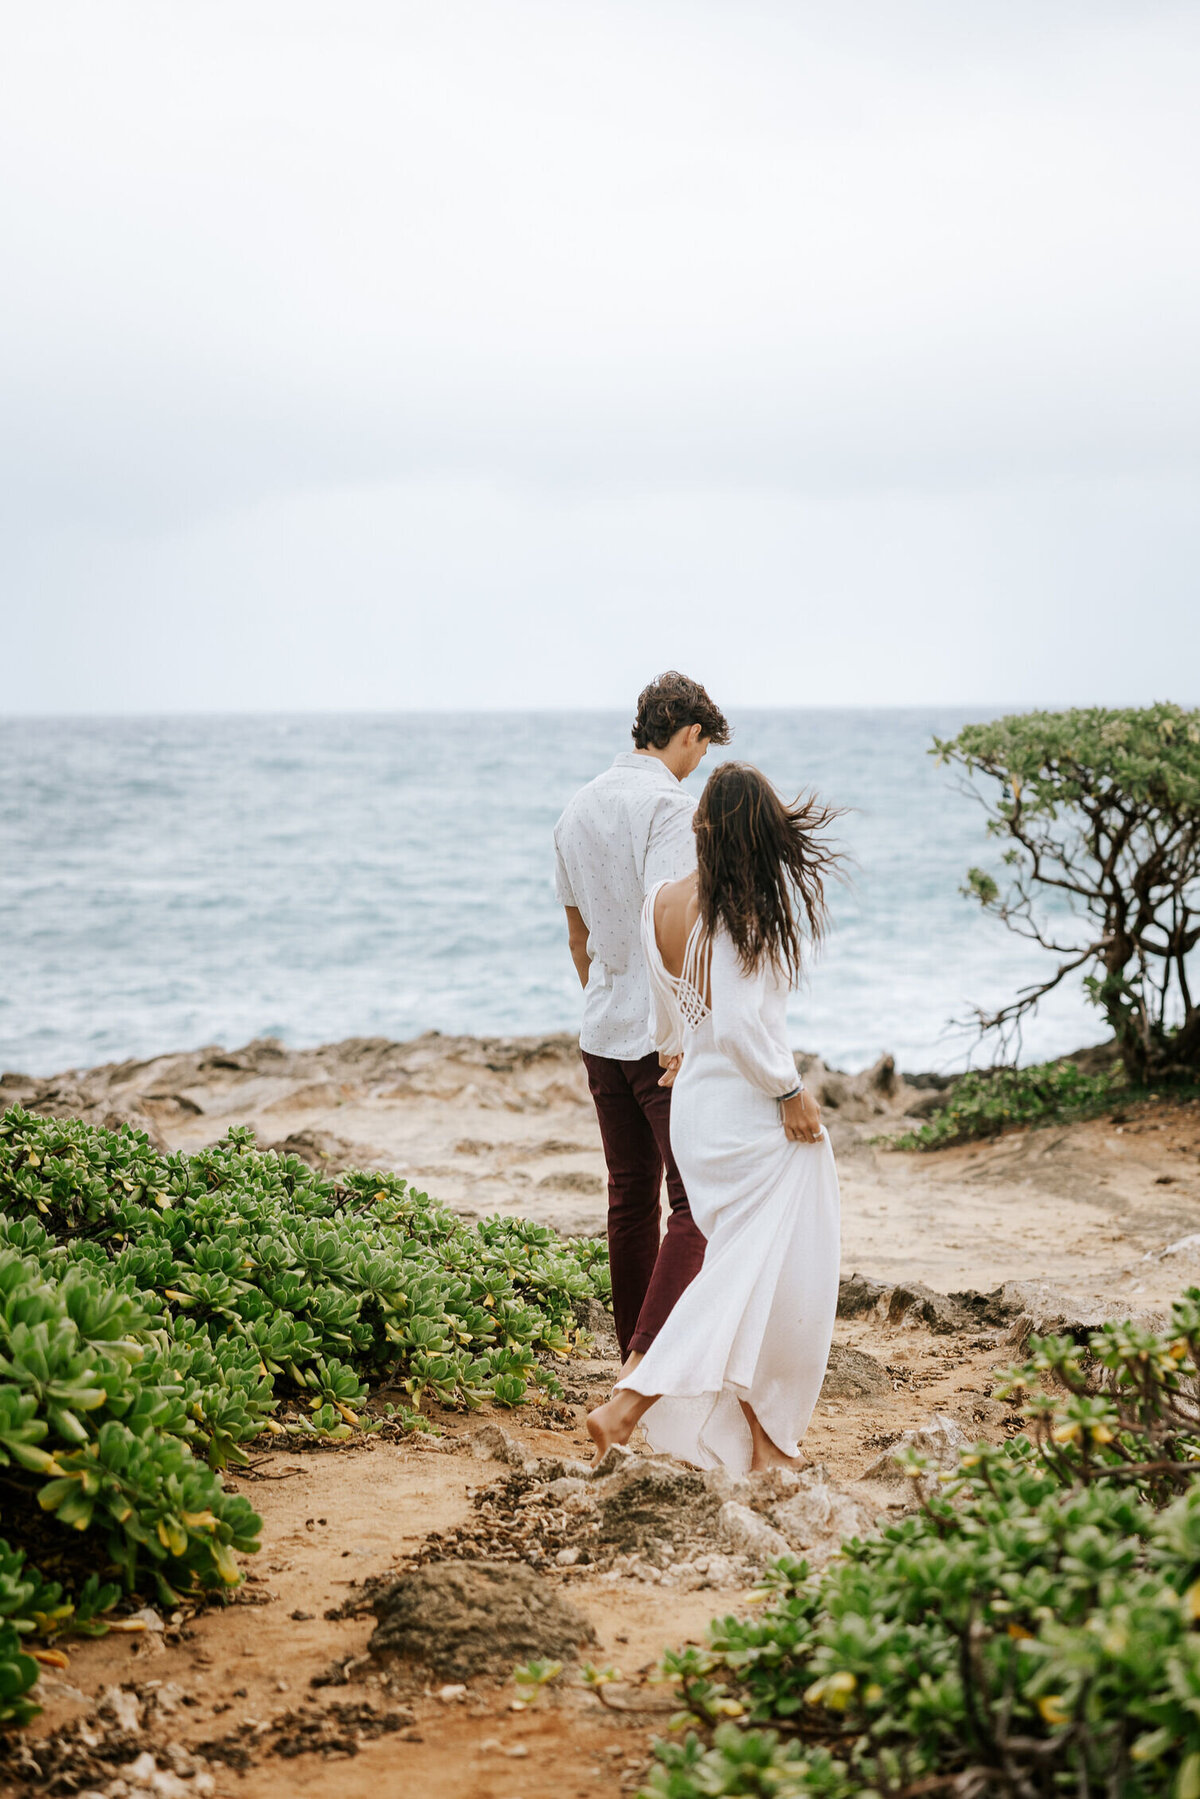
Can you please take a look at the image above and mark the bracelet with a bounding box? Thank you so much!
[778,1084,803,1102]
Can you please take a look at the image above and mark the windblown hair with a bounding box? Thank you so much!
[695,762,843,982]
[632,671,731,751]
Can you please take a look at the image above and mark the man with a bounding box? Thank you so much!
[553,671,732,1372]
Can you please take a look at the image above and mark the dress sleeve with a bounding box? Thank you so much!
[641,889,685,1058]
[708,931,800,1098]
[643,795,697,893]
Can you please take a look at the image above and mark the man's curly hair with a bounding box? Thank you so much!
[632,672,731,751]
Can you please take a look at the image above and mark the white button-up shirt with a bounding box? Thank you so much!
[553,752,698,1059]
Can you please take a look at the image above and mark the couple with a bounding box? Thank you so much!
[553,671,841,1476]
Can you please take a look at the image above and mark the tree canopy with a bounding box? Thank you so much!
[934,703,1200,1082]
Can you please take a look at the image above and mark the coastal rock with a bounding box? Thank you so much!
[369,1562,597,1678]
[886,1282,973,1335]
[996,1281,1110,1350]
[797,1052,920,1124]
[820,1342,890,1400]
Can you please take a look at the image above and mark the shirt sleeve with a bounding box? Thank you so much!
[553,833,577,907]
[708,930,801,1097]
[643,794,698,893]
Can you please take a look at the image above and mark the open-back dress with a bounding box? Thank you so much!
[614,883,840,1472]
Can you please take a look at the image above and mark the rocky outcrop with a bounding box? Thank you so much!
[837,1272,1152,1346]
[447,1428,886,1585]
[795,1052,933,1124]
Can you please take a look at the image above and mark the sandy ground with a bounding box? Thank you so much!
[4,1034,1200,1796]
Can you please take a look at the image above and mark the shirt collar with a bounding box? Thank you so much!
[611,751,680,785]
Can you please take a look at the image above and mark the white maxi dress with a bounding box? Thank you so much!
[615,884,840,1472]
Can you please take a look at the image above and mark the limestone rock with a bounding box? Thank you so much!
[369,1561,597,1679]
[820,1342,890,1399]
[717,1501,791,1563]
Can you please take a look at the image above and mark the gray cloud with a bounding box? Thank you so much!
[2,0,1198,708]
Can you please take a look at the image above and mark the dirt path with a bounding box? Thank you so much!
[13,1323,1012,1799]
[5,1037,1200,1794]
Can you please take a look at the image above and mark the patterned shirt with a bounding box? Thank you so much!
[553,752,698,1059]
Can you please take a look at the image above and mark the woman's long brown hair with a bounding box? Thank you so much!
[695,762,843,981]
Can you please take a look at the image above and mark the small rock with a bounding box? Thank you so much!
[471,1423,531,1468]
[437,1683,468,1702]
[99,1686,142,1733]
[555,1547,581,1567]
[543,1477,590,1502]
[860,1414,970,1500]
[506,1743,530,1758]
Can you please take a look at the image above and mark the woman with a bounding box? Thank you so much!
[586,762,841,1474]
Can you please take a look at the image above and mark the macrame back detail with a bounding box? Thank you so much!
[675,915,712,1031]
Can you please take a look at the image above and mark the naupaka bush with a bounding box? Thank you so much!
[647,1291,1200,1798]
[0,1104,610,1722]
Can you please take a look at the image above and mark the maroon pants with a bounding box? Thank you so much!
[582,1049,707,1358]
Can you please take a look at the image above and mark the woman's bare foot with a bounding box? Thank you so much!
[749,1442,810,1474]
[586,1387,658,1460]
[739,1397,809,1473]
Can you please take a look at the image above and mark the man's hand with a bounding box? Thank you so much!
[781,1089,822,1143]
[565,907,591,989]
[657,1053,682,1089]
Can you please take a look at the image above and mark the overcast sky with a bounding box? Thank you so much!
[2,0,1198,713]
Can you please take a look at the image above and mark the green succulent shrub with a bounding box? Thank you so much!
[890,1056,1129,1150]
[0,1104,609,1721]
[645,1291,1200,1799]
[933,703,1200,1083]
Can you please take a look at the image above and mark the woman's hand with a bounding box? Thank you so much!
[781,1089,822,1143]
[658,1053,683,1089]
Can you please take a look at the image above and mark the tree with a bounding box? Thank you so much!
[934,703,1200,1084]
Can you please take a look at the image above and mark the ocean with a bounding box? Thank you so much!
[0,710,1103,1079]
